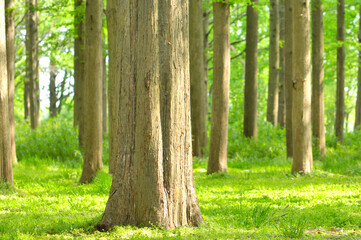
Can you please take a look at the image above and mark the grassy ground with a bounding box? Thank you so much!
[1,157,361,239]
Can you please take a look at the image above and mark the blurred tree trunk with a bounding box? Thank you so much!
[190,0,207,157]
[267,0,279,126]
[24,81,30,119]
[311,0,326,156]
[5,0,17,164]
[26,0,40,130]
[243,0,258,139]
[0,0,13,184]
[208,0,230,174]
[278,0,285,128]
[202,1,209,149]
[355,6,361,130]
[102,56,107,137]
[285,0,293,158]
[49,59,58,118]
[74,0,85,148]
[79,0,103,184]
[99,0,203,230]
[335,0,345,143]
[292,0,313,174]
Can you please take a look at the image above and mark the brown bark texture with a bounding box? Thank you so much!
[26,0,40,129]
[278,0,285,128]
[99,0,203,230]
[335,0,345,143]
[79,0,103,184]
[292,0,313,174]
[208,1,230,174]
[311,0,326,156]
[244,0,258,139]
[355,6,361,130]
[5,0,16,164]
[285,0,293,158]
[0,0,13,184]
[190,0,207,157]
[267,0,279,126]
[73,0,85,148]
[202,2,209,149]
[49,60,57,118]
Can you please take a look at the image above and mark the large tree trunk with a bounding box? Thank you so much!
[355,6,361,130]
[311,0,326,156]
[292,0,313,174]
[267,0,280,126]
[5,0,16,164]
[49,59,57,118]
[285,0,293,158]
[190,0,207,157]
[99,0,203,230]
[278,0,285,128]
[202,1,209,149]
[243,0,258,139]
[0,0,13,184]
[208,0,230,174]
[74,0,85,148]
[26,0,40,129]
[79,0,103,184]
[335,0,345,143]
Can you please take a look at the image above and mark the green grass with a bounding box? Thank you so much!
[1,157,361,239]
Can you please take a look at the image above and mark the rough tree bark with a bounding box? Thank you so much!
[5,0,16,164]
[79,0,103,184]
[285,0,293,158]
[244,0,258,139]
[208,0,230,174]
[0,0,13,184]
[355,6,361,130]
[49,58,58,118]
[74,0,85,148]
[292,0,313,174]
[335,0,345,143]
[190,0,207,157]
[311,0,326,156]
[278,0,285,128]
[267,0,279,126]
[26,0,40,129]
[99,0,203,230]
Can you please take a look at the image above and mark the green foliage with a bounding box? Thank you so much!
[15,118,82,163]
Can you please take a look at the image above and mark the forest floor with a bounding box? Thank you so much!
[1,157,361,239]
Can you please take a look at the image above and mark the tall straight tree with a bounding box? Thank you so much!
[292,0,313,174]
[355,5,361,130]
[73,0,85,147]
[99,0,203,229]
[335,0,345,143]
[5,0,16,164]
[267,0,280,126]
[190,0,207,156]
[202,1,210,149]
[278,0,285,128]
[49,58,57,118]
[311,0,326,156]
[285,0,293,158]
[26,0,40,129]
[79,0,103,184]
[208,0,230,174]
[244,0,258,139]
[0,0,13,184]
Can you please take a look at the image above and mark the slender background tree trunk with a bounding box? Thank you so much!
[190,0,207,157]
[278,0,285,128]
[285,0,293,158]
[244,0,258,139]
[208,0,230,174]
[335,0,345,143]
[311,0,326,156]
[5,0,16,164]
[49,60,57,118]
[354,6,361,130]
[267,0,279,126]
[79,0,103,184]
[102,55,107,137]
[0,0,13,184]
[292,0,313,174]
[202,1,209,149]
